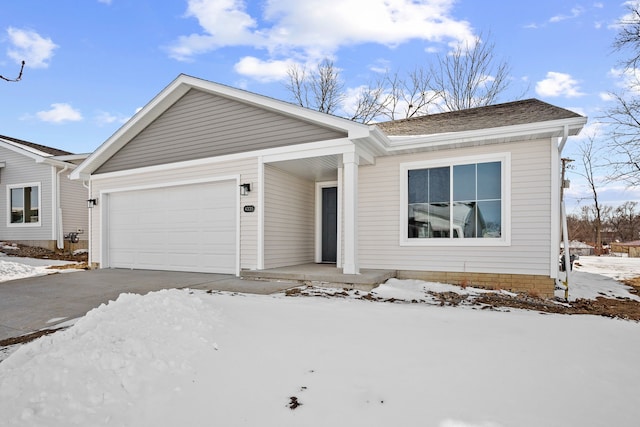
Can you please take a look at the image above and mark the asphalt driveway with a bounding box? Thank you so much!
[0,269,296,341]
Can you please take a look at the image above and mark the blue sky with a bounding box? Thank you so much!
[0,0,638,212]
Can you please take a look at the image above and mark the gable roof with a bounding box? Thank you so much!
[72,74,377,179]
[0,134,72,157]
[376,99,584,136]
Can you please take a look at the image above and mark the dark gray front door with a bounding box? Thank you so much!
[321,186,337,263]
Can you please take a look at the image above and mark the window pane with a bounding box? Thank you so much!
[428,202,450,238]
[477,162,501,200]
[408,169,429,204]
[26,186,38,223]
[477,200,501,237]
[452,201,477,238]
[10,188,24,223]
[429,167,450,203]
[453,164,476,201]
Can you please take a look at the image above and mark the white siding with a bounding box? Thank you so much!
[263,165,315,268]
[90,158,258,270]
[59,169,89,242]
[96,89,346,174]
[0,147,54,241]
[358,138,553,276]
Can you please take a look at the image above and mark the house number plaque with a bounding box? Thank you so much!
[243,205,255,213]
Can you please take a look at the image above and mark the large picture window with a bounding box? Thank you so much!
[402,155,508,244]
[8,184,40,225]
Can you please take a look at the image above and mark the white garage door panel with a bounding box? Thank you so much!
[108,181,237,274]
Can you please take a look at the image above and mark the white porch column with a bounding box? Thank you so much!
[342,151,359,274]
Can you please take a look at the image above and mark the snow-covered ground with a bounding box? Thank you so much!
[0,256,638,426]
[0,251,81,283]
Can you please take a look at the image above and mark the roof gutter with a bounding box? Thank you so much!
[382,117,587,153]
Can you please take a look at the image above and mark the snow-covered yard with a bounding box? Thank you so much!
[0,256,639,426]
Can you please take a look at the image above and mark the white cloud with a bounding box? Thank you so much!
[599,91,616,101]
[169,0,475,79]
[36,103,83,123]
[233,56,297,82]
[95,111,129,126]
[549,6,585,23]
[98,0,112,4]
[609,67,640,94]
[535,72,585,97]
[6,27,58,68]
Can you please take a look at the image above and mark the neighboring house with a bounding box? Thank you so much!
[611,240,640,257]
[71,74,587,297]
[561,240,594,256]
[0,135,89,250]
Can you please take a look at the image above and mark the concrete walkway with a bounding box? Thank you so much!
[0,269,296,341]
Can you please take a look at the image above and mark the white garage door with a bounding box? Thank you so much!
[107,181,237,274]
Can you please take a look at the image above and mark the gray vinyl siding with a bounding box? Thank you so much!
[96,89,347,174]
[59,169,89,242]
[89,158,259,270]
[358,138,553,276]
[263,165,315,268]
[0,148,54,241]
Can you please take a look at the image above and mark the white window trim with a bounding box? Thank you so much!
[400,153,511,247]
[7,182,42,228]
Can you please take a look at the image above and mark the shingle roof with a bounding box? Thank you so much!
[0,134,72,156]
[376,99,584,136]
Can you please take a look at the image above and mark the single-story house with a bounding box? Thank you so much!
[71,74,587,297]
[0,134,89,250]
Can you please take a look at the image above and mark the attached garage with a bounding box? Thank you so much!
[105,180,238,274]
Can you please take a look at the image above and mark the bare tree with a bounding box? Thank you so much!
[602,92,640,186]
[574,134,607,254]
[429,33,512,111]
[284,33,516,122]
[613,3,640,70]
[610,201,640,241]
[604,3,640,186]
[1,60,25,82]
[285,59,344,115]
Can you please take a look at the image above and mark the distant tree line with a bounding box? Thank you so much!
[567,201,640,246]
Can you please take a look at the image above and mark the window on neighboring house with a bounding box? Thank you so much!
[9,184,40,225]
[404,156,507,243]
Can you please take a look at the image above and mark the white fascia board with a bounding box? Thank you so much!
[382,116,588,152]
[38,157,79,169]
[51,153,90,162]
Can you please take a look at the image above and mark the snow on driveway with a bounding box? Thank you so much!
[0,255,638,426]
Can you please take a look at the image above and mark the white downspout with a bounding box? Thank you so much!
[82,180,91,268]
[558,125,571,300]
[55,165,69,250]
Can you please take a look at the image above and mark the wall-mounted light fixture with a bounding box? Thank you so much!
[240,183,251,196]
[87,198,98,208]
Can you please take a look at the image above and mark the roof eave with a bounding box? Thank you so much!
[382,116,588,153]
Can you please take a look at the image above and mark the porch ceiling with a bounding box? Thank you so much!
[268,155,340,181]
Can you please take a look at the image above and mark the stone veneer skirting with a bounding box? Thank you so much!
[397,270,556,299]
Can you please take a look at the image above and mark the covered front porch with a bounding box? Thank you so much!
[257,139,379,275]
